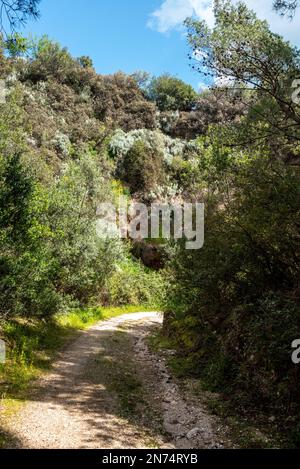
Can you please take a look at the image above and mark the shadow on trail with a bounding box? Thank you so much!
[0,426,23,449]
[10,315,164,449]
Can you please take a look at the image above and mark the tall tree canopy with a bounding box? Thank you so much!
[185,0,300,162]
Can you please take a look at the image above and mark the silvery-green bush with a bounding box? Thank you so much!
[109,128,198,167]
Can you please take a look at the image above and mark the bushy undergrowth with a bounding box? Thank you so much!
[0,145,122,320]
[164,154,300,440]
[107,258,165,308]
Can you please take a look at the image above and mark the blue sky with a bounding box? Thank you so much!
[22,0,300,90]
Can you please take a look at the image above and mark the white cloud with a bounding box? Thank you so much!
[148,0,214,33]
[148,0,300,44]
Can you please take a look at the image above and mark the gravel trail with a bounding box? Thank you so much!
[5,312,227,449]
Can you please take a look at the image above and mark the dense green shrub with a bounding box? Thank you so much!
[107,258,165,308]
[109,128,201,198]
[147,74,197,112]
[0,152,60,320]
[120,140,166,194]
[0,148,124,320]
[46,151,123,304]
[165,153,300,414]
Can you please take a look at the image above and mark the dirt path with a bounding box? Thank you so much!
[5,312,228,449]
